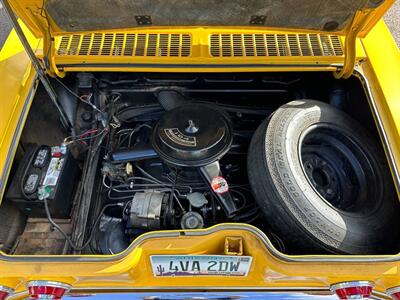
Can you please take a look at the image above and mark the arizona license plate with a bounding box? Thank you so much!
[150,255,253,277]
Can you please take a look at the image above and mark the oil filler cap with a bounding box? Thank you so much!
[152,103,233,167]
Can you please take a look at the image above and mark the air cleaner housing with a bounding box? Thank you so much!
[152,103,233,167]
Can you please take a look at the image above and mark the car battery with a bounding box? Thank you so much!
[6,145,79,218]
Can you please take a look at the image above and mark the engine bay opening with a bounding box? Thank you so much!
[1,71,399,256]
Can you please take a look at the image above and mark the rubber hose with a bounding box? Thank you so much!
[157,90,186,111]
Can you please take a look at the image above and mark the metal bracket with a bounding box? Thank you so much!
[135,15,152,26]
[30,2,66,78]
[334,10,373,79]
[200,161,239,218]
[1,0,72,129]
[250,15,266,25]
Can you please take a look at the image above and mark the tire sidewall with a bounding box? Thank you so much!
[251,100,399,254]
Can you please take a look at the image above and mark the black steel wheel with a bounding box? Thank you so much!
[300,124,382,216]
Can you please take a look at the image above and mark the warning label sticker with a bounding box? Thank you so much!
[43,157,64,186]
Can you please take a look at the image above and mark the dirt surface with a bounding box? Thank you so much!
[0,2,399,48]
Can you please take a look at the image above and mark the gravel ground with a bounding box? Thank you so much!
[385,1,400,46]
[0,2,399,48]
[0,4,12,48]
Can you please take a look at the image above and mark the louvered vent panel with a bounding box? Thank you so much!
[68,35,81,55]
[101,33,114,55]
[124,34,135,56]
[90,33,102,55]
[57,33,192,57]
[210,33,343,57]
[78,34,92,55]
[113,33,124,56]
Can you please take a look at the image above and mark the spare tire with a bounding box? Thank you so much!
[248,100,400,254]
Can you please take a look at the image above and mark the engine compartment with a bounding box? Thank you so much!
[98,99,259,254]
[1,72,398,256]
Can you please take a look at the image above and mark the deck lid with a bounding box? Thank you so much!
[6,0,394,37]
[3,0,395,78]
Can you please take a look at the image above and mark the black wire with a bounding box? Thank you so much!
[230,189,248,211]
[53,77,103,113]
[108,189,173,198]
[43,198,121,251]
[231,207,260,222]
[38,0,52,59]
[110,183,191,191]
[65,128,108,145]
[135,165,164,184]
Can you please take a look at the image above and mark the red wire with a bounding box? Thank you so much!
[65,128,107,145]
[77,128,100,138]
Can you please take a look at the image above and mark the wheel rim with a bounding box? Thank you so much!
[300,124,382,215]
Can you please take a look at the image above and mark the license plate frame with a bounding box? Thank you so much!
[150,255,253,277]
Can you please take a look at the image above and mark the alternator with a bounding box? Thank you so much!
[129,190,168,229]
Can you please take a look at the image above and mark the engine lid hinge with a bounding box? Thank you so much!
[39,18,66,78]
[334,9,372,79]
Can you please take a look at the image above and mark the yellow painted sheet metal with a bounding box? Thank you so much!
[49,28,366,72]
[0,15,399,299]
[0,225,400,295]
[2,0,390,77]
[0,22,38,200]
[360,20,400,196]
[0,20,38,60]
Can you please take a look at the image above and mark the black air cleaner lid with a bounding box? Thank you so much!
[152,103,233,167]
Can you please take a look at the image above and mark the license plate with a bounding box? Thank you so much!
[150,255,253,277]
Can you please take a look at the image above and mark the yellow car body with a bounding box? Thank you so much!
[0,0,400,298]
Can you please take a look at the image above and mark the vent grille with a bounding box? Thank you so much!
[210,33,343,57]
[57,33,192,57]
